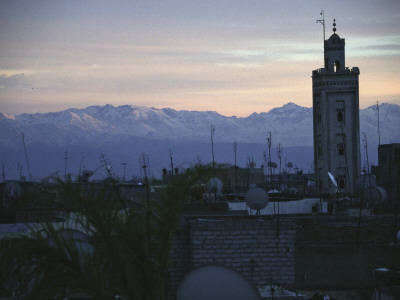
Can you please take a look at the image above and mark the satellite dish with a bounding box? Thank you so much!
[207,177,223,195]
[355,174,376,194]
[245,187,269,214]
[361,186,387,207]
[4,181,22,198]
[177,264,260,300]
[328,172,337,187]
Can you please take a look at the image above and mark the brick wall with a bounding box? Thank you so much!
[168,215,400,299]
[168,216,296,298]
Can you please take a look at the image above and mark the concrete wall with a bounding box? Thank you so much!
[168,215,399,299]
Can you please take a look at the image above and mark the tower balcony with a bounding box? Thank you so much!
[312,67,360,76]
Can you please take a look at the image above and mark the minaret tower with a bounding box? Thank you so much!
[312,19,361,194]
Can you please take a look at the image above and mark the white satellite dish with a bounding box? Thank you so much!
[245,187,269,214]
[177,264,260,300]
[361,186,387,207]
[207,177,223,195]
[328,171,337,187]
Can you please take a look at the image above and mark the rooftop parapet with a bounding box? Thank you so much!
[312,67,359,76]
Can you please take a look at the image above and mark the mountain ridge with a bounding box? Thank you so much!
[1,102,399,180]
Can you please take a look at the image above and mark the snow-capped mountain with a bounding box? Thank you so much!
[0,102,399,180]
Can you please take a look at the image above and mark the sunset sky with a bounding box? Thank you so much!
[1,0,399,117]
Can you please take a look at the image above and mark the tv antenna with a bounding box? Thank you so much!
[139,152,150,207]
[211,125,216,169]
[267,132,273,191]
[64,150,68,181]
[1,163,5,183]
[21,133,32,182]
[100,154,114,179]
[168,149,174,176]
[277,143,283,189]
[122,162,127,182]
[377,101,381,146]
[233,141,238,200]
[316,10,326,60]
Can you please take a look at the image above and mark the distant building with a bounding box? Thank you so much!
[312,20,361,194]
[376,143,400,202]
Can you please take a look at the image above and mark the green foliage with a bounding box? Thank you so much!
[0,164,215,299]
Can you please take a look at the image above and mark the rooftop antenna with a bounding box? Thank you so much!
[139,152,150,208]
[168,149,174,176]
[361,132,373,209]
[267,132,273,191]
[233,141,238,200]
[211,125,216,169]
[18,163,23,181]
[100,154,114,180]
[316,10,326,62]
[277,143,283,190]
[139,152,151,259]
[21,133,32,182]
[64,150,68,181]
[377,101,381,146]
[122,162,127,182]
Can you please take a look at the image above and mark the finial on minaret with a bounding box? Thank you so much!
[333,19,337,33]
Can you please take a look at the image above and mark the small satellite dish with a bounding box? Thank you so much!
[328,171,337,187]
[207,177,223,195]
[177,264,260,300]
[245,187,269,214]
[4,181,22,198]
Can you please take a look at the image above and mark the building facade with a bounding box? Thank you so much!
[376,143,400,203]
[312,21,361,194]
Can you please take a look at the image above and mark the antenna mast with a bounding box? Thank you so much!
[168,149,174,176]
[122,162,127,182]
[377,101,381,146]
[233,141,237,200]
[211,125,216,169]
[64,150,68,181]
[316,10,326,61]
[21,133,32,182]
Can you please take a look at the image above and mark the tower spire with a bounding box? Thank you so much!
[333,19,337,33]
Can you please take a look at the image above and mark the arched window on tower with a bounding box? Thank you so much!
[336,168,346,190]
[336,101,345,124]
[317,135,322,159]
[316,102,321,123]
[336,134,346,156]
[334,61,340,73]
[337,111,343,122]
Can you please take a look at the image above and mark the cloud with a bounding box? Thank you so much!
[0,73,31,90]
